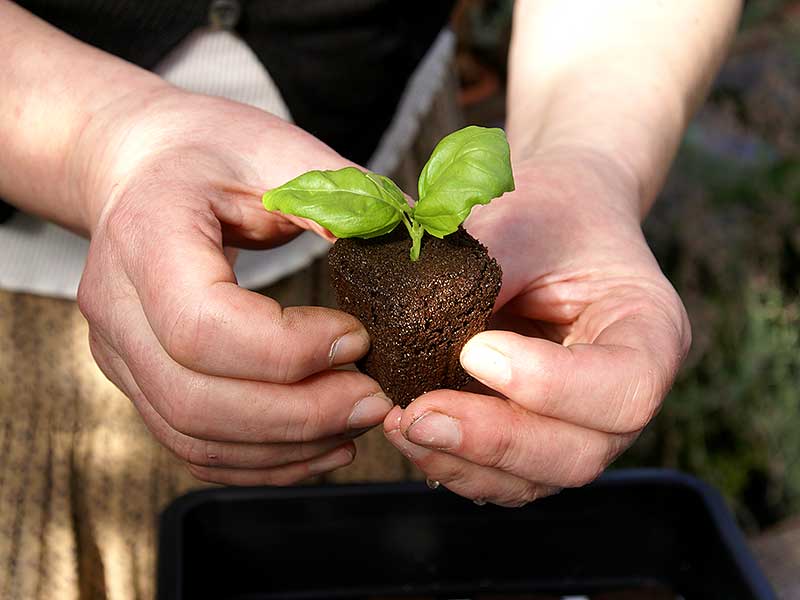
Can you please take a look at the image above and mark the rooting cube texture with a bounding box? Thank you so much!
[328,227,502,407]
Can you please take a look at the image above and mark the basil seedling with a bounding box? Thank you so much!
[262,125,514,261]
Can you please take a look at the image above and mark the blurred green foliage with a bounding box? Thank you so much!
[618,13,800,530]
[624,160,800,529]
[455,0,800,530]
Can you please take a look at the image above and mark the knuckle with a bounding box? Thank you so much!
[429,460,470,488]
[104,192,140,239]
[199,440,225,466]
[166,391,205,439]
[613,366,663,433]
[87,330,107,367]
[167,429,193,462]
[579,463,605,487]
[269,348,302,384]
[77,271,116,332]
[607,432,637,465]
[500,483,542,508]
[562,439,605,488]
[186,463,216,484]
[632,375,663,431]
[76,278,97,323]
[482,423,519,471]
[569,459,605,488]
[163,300,208,368]
[265,307,313,383]
[626,410,652,434]
[295,443,321,463]
[532,351,567,416]
[294,399,327,442]
[269,469,312,487]
[175,435,225,467]
[537,486,563,501]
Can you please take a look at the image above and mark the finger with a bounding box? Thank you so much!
[103,195,368,383]
[384,409,558,507]
[135,352,392,444]
[220,207,335,249]
[219,211,304,249]
[89,330,351,468]
[459,322,675,433]
[397,391,636,489]
[160,158,334,248]
[138,392,357,468]
[90,293,392,442]
[224,180,337,244]
[187,443,356,486]
[272,213,337,244]
[218,191,306,249]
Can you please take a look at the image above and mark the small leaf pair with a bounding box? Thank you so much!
[262,125,514,261]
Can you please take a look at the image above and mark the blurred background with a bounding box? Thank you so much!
[452,0,800,589]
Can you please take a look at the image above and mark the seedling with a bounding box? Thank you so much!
[262,126,514,260]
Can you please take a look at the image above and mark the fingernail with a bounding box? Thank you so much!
[405,412,461,450]
[460,340,511,386]
[384,405,403,432]
[347,392,393,430]
[308,445,355,475]
[329,329,370,365]
[388,430,432,461]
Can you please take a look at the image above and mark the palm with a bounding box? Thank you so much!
[468,153,683,348]
[383,152,691,507]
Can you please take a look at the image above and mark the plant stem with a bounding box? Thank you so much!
[401,213,414,237]
[409,220,424,262]
[401,214,425,261]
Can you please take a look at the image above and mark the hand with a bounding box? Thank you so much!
[384,149,691,506]
[77,89,393,485]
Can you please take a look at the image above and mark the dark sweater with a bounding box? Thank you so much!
[2,0,455,222]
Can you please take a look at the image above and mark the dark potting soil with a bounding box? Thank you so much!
[328,227,502,407]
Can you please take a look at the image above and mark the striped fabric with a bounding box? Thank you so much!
[0,268,418,600]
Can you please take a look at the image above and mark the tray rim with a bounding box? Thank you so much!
[156,467,778,600]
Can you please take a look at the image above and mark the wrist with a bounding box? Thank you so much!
[67,82,188,235]
[509,143,645,225]
[507,68,687,220]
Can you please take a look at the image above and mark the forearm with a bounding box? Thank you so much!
[507,0,742,216]
[0,1,169,234]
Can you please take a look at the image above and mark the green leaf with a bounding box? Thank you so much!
[262,167,407,238]
[413,125,514,238]
[260,126,513,261]
[367,173,413,216]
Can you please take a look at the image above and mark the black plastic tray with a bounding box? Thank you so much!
[157,469,776,599]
